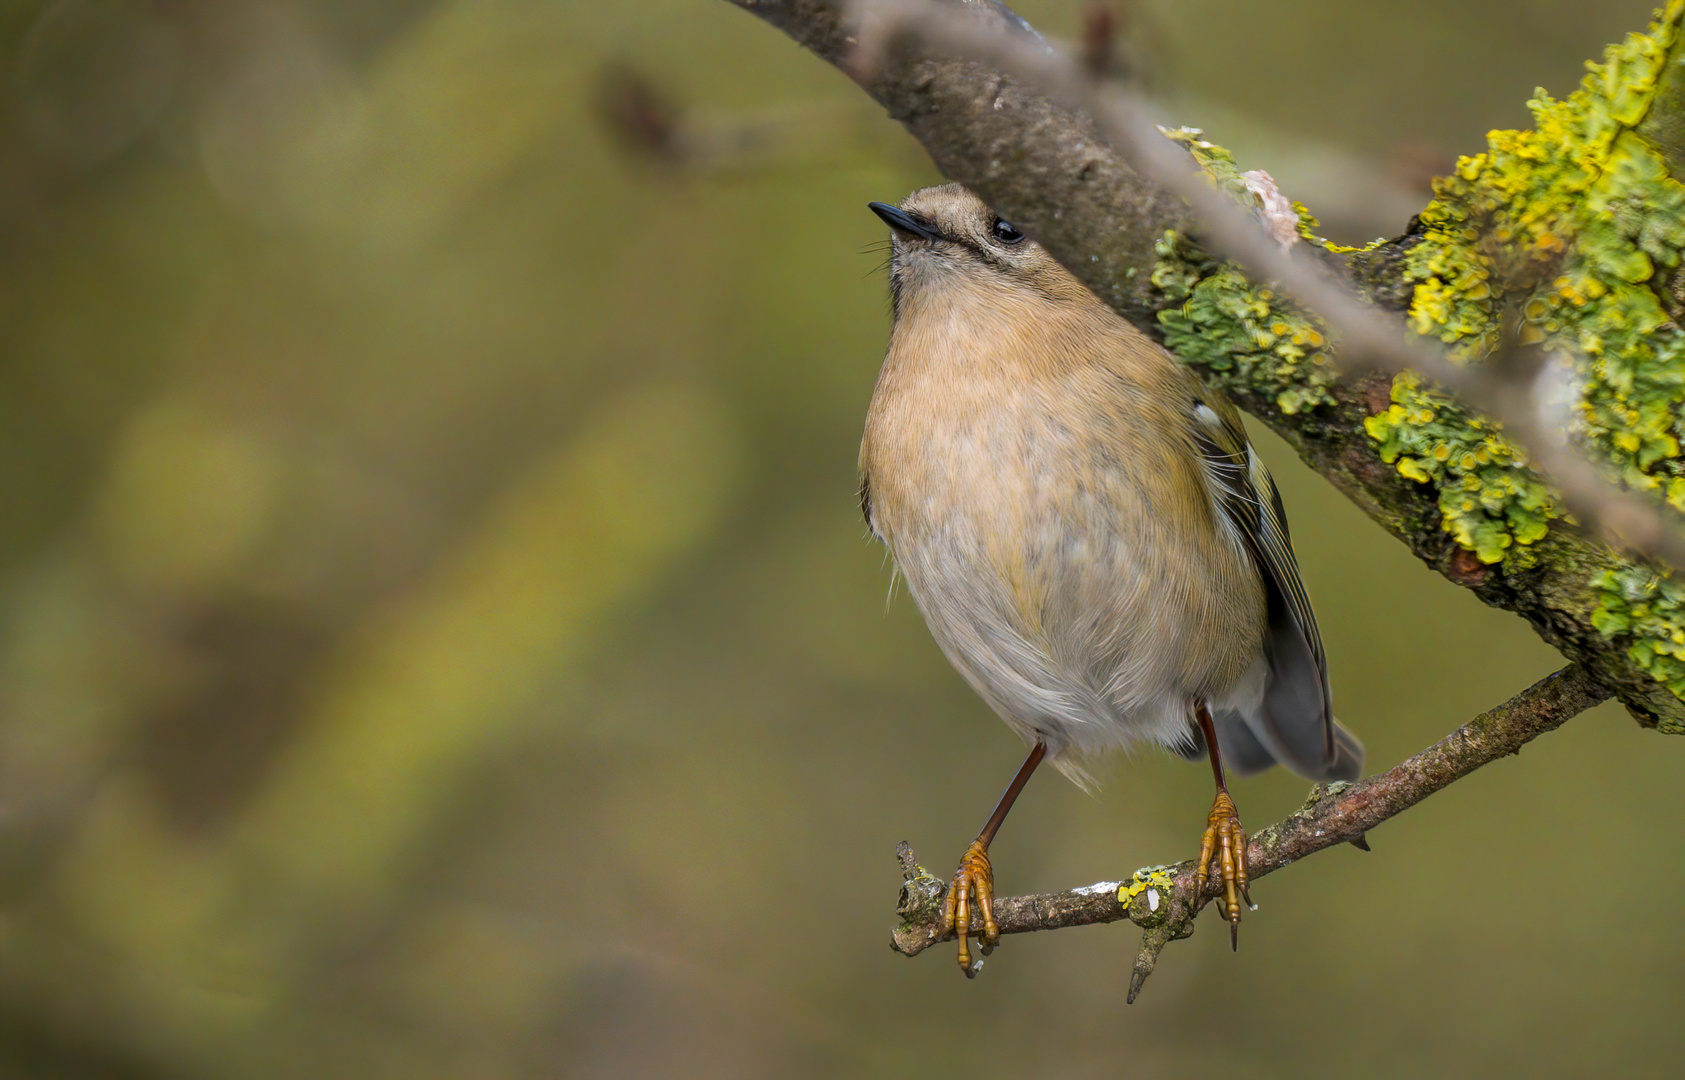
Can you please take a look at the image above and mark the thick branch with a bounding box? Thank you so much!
[891,664,1611,997]
[723,0,1685,731]
[724,0,1192,326]
[854,0,1685,575]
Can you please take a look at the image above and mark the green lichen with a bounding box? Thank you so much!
[1290,200,1379,256]
[1396,0,1685,684]
[1151,8,1685,708]
[1395,2,1685,573]
[1363,372,1560,566]
[1149,130,1390,412]
[1593,564,1685,700]
[1160,127,1254,204]
[1152,228,1339,415]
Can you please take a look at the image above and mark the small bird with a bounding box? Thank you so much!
[860,184,1363,976]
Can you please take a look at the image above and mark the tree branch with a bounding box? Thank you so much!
[852,0,1685,575]
[722,0,1685,731]
[890,664,1611,999]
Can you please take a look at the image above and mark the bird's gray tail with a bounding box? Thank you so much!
[1179,712,1364,783]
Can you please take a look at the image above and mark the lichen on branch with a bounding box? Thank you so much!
[1151,227,1338,416]
[1142,1,1685,707]
[1391,1,1685,694]
[1396,5,1685,537]
[1146,132,1342,416]
[1363,374,1560,567]
[1593,563,1685,701]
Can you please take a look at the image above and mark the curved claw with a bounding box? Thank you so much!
[1193,791,1250,949]
[941,840,997,977]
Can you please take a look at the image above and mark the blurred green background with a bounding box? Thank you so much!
[0,0,1677,1076]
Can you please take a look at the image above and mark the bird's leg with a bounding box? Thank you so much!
[942,741,1046,978]
[1192,701,1252,950]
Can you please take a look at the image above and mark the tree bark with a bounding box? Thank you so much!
[722,0,1685,732]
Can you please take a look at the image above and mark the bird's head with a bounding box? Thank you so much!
[868,184,1091,320]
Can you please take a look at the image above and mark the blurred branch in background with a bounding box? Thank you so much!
[0,2,771,1073]
[594,59,928,174]
[891,664,1611,1001]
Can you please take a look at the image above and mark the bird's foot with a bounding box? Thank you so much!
[1194,790,1252,950]
[941,839,997,978]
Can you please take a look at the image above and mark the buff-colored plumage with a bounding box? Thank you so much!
[860,184,1362,788]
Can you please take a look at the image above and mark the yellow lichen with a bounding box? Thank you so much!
[1117,865,1177,917]
[1392,2,1685,571]
[1149,3,1685,705]
[1151,229,1340,414]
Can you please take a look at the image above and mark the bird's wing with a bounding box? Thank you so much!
[1186,391,1353,780]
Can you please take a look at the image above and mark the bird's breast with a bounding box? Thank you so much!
[860,342,1265,721]
[865,367,1194,607]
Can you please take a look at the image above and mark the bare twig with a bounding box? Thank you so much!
[596,60,896,173]
[1078,3,1118,81]
[892,664,1611,999]
[596,63,686,163]
[849,0,1685,572]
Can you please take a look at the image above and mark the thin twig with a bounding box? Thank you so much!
[849,0,1685,571]
[892,664,1610,999]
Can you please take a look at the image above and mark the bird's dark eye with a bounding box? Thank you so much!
[992,218,1024,244]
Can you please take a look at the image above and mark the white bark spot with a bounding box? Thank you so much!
[1242,169,1300,249]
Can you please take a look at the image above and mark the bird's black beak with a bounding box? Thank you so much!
[869,201,942,242]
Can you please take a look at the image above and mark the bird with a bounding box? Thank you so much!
[859,184,1364,976]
